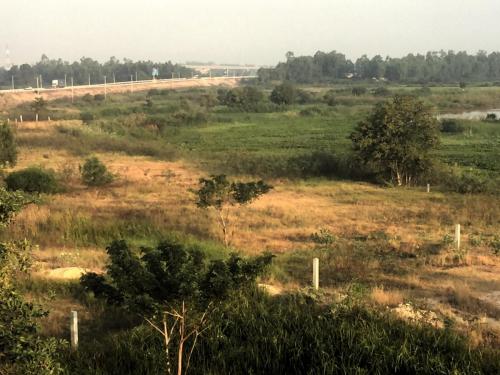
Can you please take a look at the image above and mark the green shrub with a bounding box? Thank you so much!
[323,90,337,106]
[440,119,464,133]
[299,106,324,117]
[80,157,114,186]
[351,86,367,96]
[80,112,94,124]
[82,93,93,103]
[0,122,17,168]
[296,89,314,104]
[372,86,390,97]
[270,82,296,105]
[94,94,105,102]
[5,167,58,194]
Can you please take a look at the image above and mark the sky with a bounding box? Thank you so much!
[1,0,500,66]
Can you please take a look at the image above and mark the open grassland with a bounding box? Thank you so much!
[2,83,500,353]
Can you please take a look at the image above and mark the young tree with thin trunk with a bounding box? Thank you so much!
[194,175,272,247]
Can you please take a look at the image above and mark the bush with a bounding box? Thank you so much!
[323,90,337,106]
[372,86,390,97]
[94,94,105,102]
[440,119,464,133]
[82,93,93,103]
[351,86,367,96]
[5,167,58,194]
[80,112,94,124]
[295,89,314,104]
[270,82,296,105]
[80,157,114,186]
[80,239,273,312]
[0,122,17,167]
[299,106,324,117]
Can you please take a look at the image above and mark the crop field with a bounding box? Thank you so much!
[2,82,500,372]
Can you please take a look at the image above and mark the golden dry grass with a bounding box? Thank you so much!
[370,286,405,307]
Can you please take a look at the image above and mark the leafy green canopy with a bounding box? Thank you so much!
[350,95,439,186]
[195,175,272,210]
[81,239,273,313]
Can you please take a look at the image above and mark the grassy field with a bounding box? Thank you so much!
[2,83,500,368]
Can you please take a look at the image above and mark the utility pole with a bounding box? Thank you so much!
[130,75,133,93]
[135,71,138,82]
[36,76,39,89]
[88,74,90,86]
[64,74,67,87]
[40,75,43,88]
[71,77,74,103]
[104,76,107,99]
[11,76,14,90]
[113,72,115,83]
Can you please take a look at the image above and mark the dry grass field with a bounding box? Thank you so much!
[8,119,500,347]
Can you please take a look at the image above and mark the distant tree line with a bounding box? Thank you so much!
[258,50,500,84]
[0,54,194,88]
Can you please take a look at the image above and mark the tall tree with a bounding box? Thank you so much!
[0,123,17,168]
[350,96,439,186]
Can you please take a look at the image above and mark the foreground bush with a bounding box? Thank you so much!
[80,157,113,186]
[80,239,273,312]
[0,189,64,374]
[65,291,500,375]
[5,167,58,194]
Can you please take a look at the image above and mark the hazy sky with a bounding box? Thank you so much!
[1,0,500,66]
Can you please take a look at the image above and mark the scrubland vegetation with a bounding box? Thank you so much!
[1,78,499,374]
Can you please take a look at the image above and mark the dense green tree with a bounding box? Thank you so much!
[350,96,439,186]
[0,123,17,168]
[257,49,500,84]
[80,157,114,186]
[270,82,296,105]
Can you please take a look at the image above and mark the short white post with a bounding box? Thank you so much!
[426,183,430,193]
[48,116,51,122]
[454,224,461,251]
[35,113,38,122]
[313,258,319,290]
[19,115,23,123]
[70,310,78,350]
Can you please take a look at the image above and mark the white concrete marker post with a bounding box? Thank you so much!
[454,224,461,251]
[70,311,78,350]
[19,115,23,123]
[427,184,430,193]
[313,258,319,290]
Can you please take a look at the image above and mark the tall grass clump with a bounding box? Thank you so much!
[64,290,500,375]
